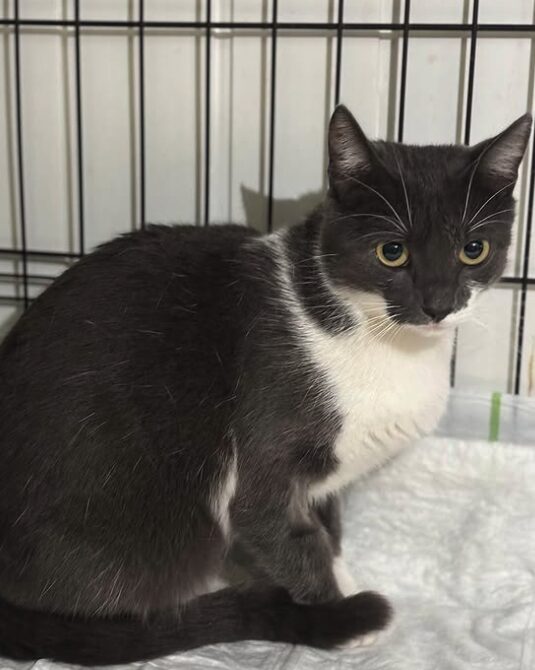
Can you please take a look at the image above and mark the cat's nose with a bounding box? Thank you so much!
[422,305,451,323]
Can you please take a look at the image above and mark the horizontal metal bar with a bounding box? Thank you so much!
[500,276,535,286]
[0,19,533,33]
[0,295,27,305]
[0,247,80,260]
[0,272,55,283]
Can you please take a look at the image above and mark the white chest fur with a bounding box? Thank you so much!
[306,325,453,500]
[266,233,453,501]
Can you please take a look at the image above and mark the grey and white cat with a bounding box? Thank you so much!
[0,105,530,664]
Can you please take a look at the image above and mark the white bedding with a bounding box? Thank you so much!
[5,436,535,670]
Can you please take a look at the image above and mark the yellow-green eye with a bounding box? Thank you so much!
[376,242,409,267]
[459,240,490,265]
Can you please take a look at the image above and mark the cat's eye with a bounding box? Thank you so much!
[376,242,409,268]
[459,240,490,266]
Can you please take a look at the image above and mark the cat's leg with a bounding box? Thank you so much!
[312,496,358,598]
[312,497,379,649]
[312,494,342,552]
[234,485,344,605]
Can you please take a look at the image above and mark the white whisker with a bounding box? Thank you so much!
[462,162,478,224]
[462,129,511,224]
[468,208,515,233]
[330,212,407,237]
[340,172,408,233]
[465,180,515,227]
[393,150,413,229]
[468,218,510,233]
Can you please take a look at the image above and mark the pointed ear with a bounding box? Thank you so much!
[328,105,374,182]
[471,113,532,186]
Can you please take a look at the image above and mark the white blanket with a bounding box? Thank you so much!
[5,437,535,670]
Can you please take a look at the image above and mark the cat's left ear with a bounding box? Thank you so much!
[470,113,532,186]
[328,105,375,184]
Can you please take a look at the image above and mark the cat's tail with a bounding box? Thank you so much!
[0,587,391,665]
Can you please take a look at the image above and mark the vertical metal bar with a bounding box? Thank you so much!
[266,0,278,233]
[13,0,28,307]
[463,0,479,145]
[397,0,411,142]
[451,0,479,386]
[139,0,146,229]
[514,128,535,394]
[334,0,344,106]
[203,0,211,226]
[74,0,85,254]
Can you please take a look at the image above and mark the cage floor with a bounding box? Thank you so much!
[4,435,535,670]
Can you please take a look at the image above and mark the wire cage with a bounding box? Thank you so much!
[0,0,534,396]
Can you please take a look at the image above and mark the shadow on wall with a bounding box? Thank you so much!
[241,185,323,233]
[0,308,22,339]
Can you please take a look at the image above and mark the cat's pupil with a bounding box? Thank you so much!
[382,242,403,261]
[464,240,484,259]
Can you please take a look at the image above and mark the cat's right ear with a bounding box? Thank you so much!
[328,106,374,188]
[469,113,532,187]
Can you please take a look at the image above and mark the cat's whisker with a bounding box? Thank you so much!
[294,253,339,266]
[461,153,484,224]
[468,210,514,233]
[465,180,515,227]
[371,318,401,343]
[361,318,392,336]
[340,172,408,233]
[364,313,403,340]
[468,219,508,233]
[364,319,395,335]
[359,312,392,325]
[330,212,407,237]
[383,321,404,346]
[393,150,413,229]
[330,212,396,224]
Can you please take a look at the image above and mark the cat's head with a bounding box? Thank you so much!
[321,105,532,335]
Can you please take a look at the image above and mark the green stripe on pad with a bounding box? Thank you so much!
[489,392,502,442]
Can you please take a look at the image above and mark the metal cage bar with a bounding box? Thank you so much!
[74,0,86,253]
[203,0,212,227]
[138,0,146,230]
[266,0,278,233]
[397,0,411,143]
[0,19,533,31]
[514,126,535,393]
[334,0,344,107]
[12,0,28,307]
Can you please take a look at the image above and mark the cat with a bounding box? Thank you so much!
[0,105,530,665]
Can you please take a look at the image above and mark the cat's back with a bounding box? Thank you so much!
[0,221,260,450]
[1,223,257,353]
[0,223,261,424]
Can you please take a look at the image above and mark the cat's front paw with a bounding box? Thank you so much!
[305,591,392,649]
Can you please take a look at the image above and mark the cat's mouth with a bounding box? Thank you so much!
[417,320,454,336]
[399,301,477,335]
[400,318,455,338]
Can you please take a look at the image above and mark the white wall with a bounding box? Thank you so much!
[0,0,534,395]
